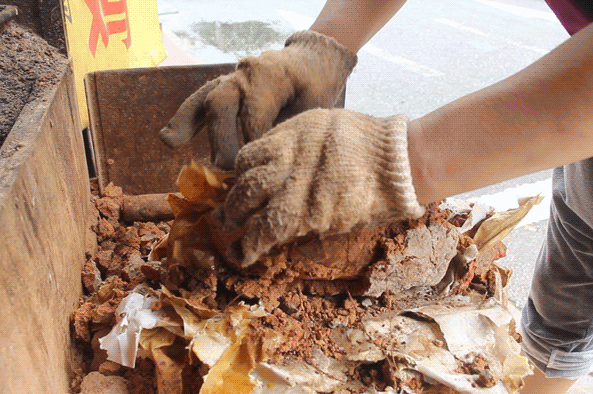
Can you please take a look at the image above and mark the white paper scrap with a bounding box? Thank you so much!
[250,349,352,394]
[99,292,164,368]
[440,198,493,234]
[415,362,509,394]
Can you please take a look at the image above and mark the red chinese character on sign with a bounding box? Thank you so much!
[84,0,131,56]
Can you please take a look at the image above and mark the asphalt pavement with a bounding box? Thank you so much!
[155,0,593,389]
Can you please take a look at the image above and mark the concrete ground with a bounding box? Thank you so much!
[570,375,593,393]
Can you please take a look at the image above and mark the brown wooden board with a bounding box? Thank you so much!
[0,62,89,394]
[85,64,346,196]
[85,64,236,196]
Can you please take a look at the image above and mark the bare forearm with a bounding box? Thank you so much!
[409,23,593,204]
[310,0,408,52]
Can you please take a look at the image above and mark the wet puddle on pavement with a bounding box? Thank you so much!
[171,20,291,62]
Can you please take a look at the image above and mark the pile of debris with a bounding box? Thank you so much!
[71,163,538,394]
[0,16,67,146]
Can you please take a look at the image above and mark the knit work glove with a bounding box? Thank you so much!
[159,30,357,170]
[214,108,425,266]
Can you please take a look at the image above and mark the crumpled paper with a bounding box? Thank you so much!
[442,195,544,254]
[99,285,275,393]
[102,277,529,393]
[250,349,356,394]
[440,198,494,234]
[245,292,531,394]
[407,296,531,393]
[148,161,234,271]
[237,196,542,394]
[99,292,166,367]
[188,302,272,394]
[472,196,544,253]
[101,163,541,393]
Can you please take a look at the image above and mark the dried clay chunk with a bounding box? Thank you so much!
[80,372,130,394]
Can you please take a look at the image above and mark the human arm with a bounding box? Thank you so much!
[409,22,593,204]
[310,0,408,52]
[310,1,593,203]
[216,22,593,266]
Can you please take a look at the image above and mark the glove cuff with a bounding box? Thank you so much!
[377,115,425,219]
[285,30,358,74]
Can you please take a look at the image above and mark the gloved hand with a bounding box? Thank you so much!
[213,108,425,266]
[159,30,357,170]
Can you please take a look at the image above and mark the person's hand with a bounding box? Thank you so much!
[159,30,357,170]
[212,108,425,266]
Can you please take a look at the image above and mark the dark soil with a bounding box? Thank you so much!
[0,20,67,147]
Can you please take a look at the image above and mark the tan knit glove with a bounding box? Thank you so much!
[159,30,357,170]
[213,108,425,266]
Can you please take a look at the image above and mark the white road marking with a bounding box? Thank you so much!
[361,44,444,77]
[278,9,443,77]
[467,178,552,227]
[434,17,487,36]
[433,17,549,55]
[473,0,557,22]
[503,40,549,55]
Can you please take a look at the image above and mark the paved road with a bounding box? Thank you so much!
[156,2,593,388]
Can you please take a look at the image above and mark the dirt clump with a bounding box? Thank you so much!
[71,181,171,393]
[80,371,130,394]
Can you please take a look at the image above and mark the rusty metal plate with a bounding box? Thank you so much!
[86,64,236,195]
[86,63,346,196]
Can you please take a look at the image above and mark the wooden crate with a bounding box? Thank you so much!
[0,62,346,392]
[0,61,90,393]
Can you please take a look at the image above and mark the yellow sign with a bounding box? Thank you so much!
[62,0,166,127]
